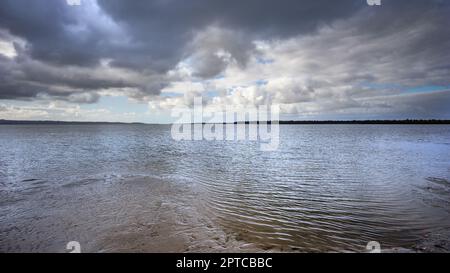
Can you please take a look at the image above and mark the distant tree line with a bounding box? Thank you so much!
[0,120,144,125]
[1,119,450,125]
[219,120,450,125]
[276,119,450,125]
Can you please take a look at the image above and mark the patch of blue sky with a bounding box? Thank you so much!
[256,58,274,65]
[362,82,450,94]
[255,79,268,86]
[203,90,219,98]
[161,92,182,98]
[405,85,450,94]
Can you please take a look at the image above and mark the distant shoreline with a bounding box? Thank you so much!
[1,119,450,125]
[0,120,147,125]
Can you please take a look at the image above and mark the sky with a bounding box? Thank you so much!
[0,0,449,123]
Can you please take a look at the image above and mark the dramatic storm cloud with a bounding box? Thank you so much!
[0,0,449,122]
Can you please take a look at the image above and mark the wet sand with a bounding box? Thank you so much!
[0,175,263,253]
[1,174,449,253]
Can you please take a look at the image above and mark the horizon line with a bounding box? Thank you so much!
[1,119,450,125]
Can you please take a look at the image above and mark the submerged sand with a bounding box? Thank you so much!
[0,175,262,253]
[1,175,448,253]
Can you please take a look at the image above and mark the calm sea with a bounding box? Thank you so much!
[1,124,449,252]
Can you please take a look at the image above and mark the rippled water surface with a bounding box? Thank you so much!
[1,124,450,252]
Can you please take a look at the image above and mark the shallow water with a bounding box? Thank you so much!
[0,124,449,252]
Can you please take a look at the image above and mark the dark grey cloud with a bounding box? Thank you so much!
[0,0,99,66]
[0,0,346,101]
[0,1,366,70]
[97,0,365,72]
[98,0,365,39]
